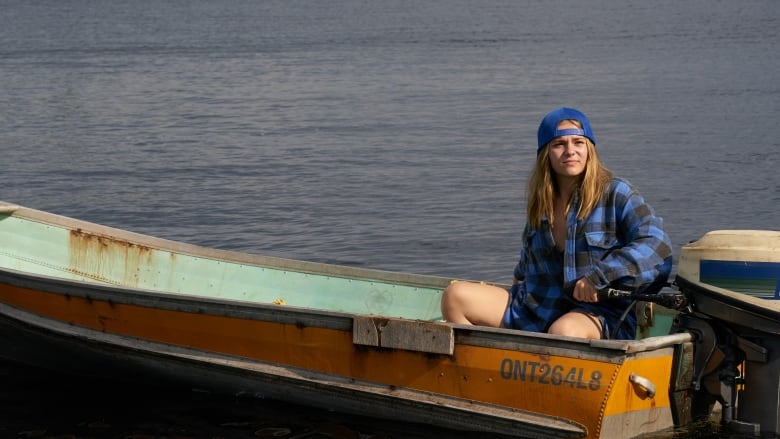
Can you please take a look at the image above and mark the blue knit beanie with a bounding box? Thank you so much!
[537,107,596,152]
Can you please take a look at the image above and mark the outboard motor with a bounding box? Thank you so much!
[670,230,780,436]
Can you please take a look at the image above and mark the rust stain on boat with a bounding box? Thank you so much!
[68,229,155,288]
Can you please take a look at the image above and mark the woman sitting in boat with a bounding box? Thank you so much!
[441,107,673,340]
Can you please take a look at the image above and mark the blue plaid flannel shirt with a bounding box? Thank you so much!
[503,178,673,339]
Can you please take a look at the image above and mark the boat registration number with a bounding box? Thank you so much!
[499,358,602,391]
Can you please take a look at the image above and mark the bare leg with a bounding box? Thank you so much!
[440,281,510,327]
[547,312,602,339]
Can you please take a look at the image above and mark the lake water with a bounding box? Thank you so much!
[1,0,778,437]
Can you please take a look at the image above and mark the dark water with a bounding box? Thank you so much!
[1,0,778,437]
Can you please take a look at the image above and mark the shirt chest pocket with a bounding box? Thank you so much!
[585,231,621,262]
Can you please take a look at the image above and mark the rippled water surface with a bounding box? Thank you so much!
[1,0,778,437]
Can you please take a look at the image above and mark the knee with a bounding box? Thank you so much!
[441,282,460,311]
[441,281,508,327]
[547,318,576,337]
[548,313,602,339]
[441,282,469,321]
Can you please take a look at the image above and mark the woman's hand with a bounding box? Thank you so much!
[573,278,599,302]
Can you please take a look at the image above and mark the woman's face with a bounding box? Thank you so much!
[547,120,589,179]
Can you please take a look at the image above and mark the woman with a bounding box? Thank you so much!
[441,107,672,340]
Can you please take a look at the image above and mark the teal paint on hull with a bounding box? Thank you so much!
[0,213,446,321]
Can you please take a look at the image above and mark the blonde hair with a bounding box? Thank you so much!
[526,123,612,229]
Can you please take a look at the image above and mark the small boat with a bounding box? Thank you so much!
[0,201,778,438]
